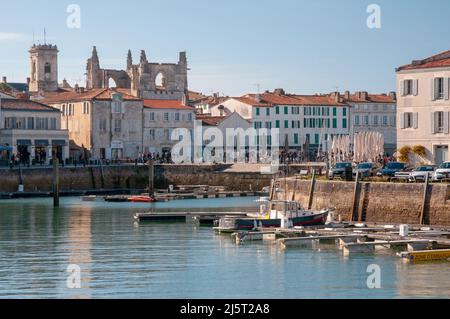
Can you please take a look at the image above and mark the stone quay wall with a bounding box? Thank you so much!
[276,178,450,226]
[0,164,273,193]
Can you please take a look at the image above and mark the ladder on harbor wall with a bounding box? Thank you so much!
[359,183,371,222]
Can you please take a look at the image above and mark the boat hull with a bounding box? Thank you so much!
[129,196,156,203]
[218,211,328,232]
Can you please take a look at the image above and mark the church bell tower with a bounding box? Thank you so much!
[29,44,59,93]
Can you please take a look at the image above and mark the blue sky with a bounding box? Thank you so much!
[1,0,449,96]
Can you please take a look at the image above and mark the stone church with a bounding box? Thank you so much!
[86,47,188,100]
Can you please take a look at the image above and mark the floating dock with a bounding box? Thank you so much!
[224,223,450,262]
[398,249,450,262]
[134,211,248,223]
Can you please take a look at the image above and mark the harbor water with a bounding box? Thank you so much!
[0,197,449,299]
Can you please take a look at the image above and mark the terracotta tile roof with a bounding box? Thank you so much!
[196,115,226,126]
[187,90,208,102]
[236,92,347,107]
[286,94,346,106]
[40,88,142,104]
[143,99,193,110]
[397,49,450,71]
[345,93,396,104]
[233,96,272,107]
[0,99,60,112]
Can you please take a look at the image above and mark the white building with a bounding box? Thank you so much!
[210,90,350,157]
[396,50,450,164]
[344,91,397,155]
[0,98,69,164]
[143,99,195,155]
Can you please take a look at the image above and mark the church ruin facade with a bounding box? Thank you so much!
[86,47,188,100]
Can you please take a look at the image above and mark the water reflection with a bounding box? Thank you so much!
[66,206,92,299]
[395,260,450,298]
[0,197,449,298]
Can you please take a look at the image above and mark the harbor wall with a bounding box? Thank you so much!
[0,164,273,193]
[277,179,450,226]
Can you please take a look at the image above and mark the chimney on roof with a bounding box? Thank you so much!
[361,91,368,101]
[389,91,397,101]
[75,84,80,93]
[1,76,6,83]
[274,88,285,95]
[344,91,350,100]
[334,92,341,103]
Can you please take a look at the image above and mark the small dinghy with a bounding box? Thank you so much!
[128,196,157,203]
[81,195,97,202]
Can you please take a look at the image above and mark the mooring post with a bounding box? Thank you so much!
[351,171,360,222]
[53,158,60,207]
[307,169,316,210]
[420,173,430,225]
[99,160,105,189]
[148,160,155,196]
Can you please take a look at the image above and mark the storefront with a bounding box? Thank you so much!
[52,140,67,163]
[34,140,49,165]
[16,139,32,165]
[0,146,13,166]
[110,140,124,160]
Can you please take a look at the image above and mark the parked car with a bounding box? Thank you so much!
[377,162,407,177]
[354,162,376,177]
[434,162,450,181]
[329,162,353,179]
[409,165,437,182]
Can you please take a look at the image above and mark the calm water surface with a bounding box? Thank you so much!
[0,197,449,299]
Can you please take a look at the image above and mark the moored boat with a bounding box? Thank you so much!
[128,195,157,203]
[81,195,97,202]
[214,199,329,233]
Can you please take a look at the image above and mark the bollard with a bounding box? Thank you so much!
[53,158,60,207]
[307,169,316,210]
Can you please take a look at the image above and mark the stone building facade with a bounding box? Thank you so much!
[142,99,195,155]
[344,91,397,156]
[29,44,59,93]
[42,89,143,160]
[86,47,188,100]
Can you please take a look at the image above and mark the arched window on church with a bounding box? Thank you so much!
[44,63,51,80]
[155,72,166,90]
[108,78,117,89]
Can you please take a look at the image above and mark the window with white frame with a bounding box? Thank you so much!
[404,80,413,95]
[113,101,122,113]
[114,119,121,132]
[401,112,417,129]
[149,112,155,121]
[373,115,378,126]
[433,77,445,100]
[354,115,360,126]
[432,111,450,134]
[175,112,180,122]
[149,129,155,140]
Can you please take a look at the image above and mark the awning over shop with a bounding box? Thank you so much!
[16,140,32,146]
[0,146,13,152]
[52,140,67,146]
[34,140,49,147]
